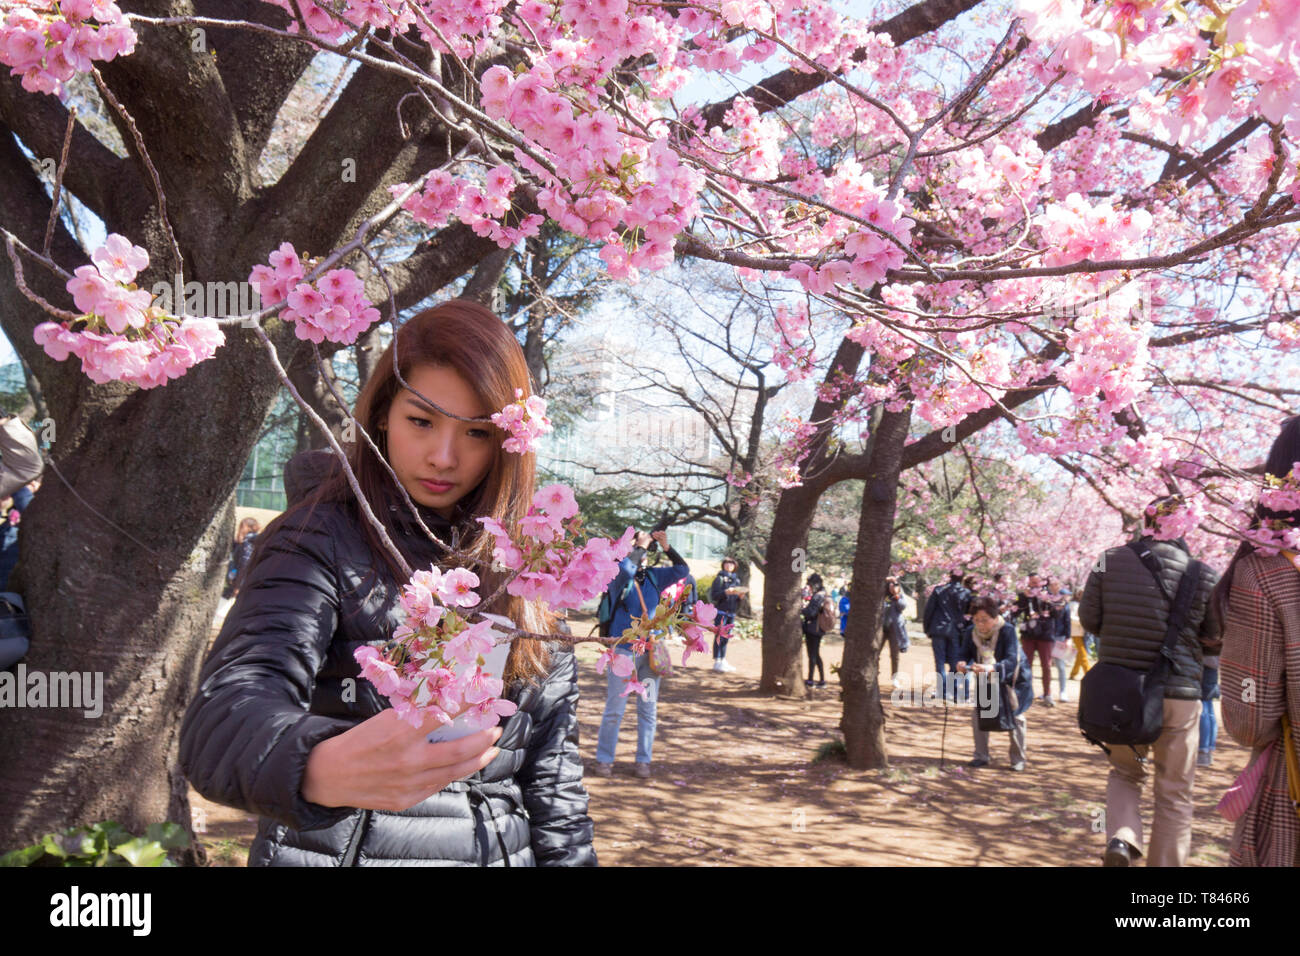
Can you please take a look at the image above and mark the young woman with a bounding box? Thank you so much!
[222,516,261,599]
[1217,415,1300,867]
[180,301,596,866]
[802,573,829,688]
[956,595,1033,770]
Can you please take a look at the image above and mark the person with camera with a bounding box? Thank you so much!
[708,556,745,673]
[880,577,909,684]
[956,596,1033,770]
[592,529,690,779]
[1015,572,1058,707]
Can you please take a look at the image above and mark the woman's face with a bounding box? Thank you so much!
[972,610,996,630]
[381,364,497,519]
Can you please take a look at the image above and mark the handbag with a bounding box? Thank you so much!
[1078,544,1202,751]
[629,579,672,678]
[977,658,1022,732]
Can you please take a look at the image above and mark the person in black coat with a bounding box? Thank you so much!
[180,302,595,866]
[802,572,830,687]
[221,516,261,599]
[879,577,909,682]
[956,595,1033,770]
[708,556,744,673]
[923,570,970,702]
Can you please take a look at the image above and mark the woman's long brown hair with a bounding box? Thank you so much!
[242,300,553,685]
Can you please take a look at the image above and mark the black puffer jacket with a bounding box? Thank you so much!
[180,463,596,867]
[1079,536,1220,700]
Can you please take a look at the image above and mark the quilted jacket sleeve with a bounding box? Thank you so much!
[1079,566,1103,635]
[516,648,597,866]
[180,505,359,833]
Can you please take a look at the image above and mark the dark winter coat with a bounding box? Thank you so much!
[179,454,596,866]
[1079,536,1221,700]
[802,589,830,637]
[709,569,743,615]
[222,531,259,598]
[923,581,969,642]
[881,595,907,648]
[956,621,1033,717]
[1014,588,1055,642]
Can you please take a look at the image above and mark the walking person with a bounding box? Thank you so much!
[1080,495,1220,867]
[880,577,909,684]
[1217,415,1300,866]
[594,529,690,778]
[801,573,832,688]
[223,517,262,599]
[1015,572,1057,707]
[1069,586,1093,682]
[1198,659,1219,768]
[708,556,744,673]
[839,586,851,636]
[924,570,970,703]
[956,596,1033,770]
[180,301,596,866]
[1046,577,1073,702]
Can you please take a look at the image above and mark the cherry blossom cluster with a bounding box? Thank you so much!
[597,589,725,699]
[1,1,136,96]
[394,166,545,249]
[478,483,635,607]
[770,303,815,382]
[1018,0,1300,145]
[353,567,519,730]
[247,243,379,346]
[490,387,553,455]
[33,234,224,389]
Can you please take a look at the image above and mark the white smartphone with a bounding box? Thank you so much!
[424,612,514,744]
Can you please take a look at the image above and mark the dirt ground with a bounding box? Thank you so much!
[190,623,1242,867]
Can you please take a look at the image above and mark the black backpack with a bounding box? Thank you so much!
[597,578,636,638]
[1078,543,1203,751]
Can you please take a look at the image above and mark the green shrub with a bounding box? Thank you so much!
[0,820,190,867]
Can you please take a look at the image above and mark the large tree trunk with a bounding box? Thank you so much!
[0,334,286,859]
[759,481,825,695]
[839,405,912,769]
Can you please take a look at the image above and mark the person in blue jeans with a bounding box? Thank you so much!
[1198,656,1219,767]
[593,529,689,780]
[924,571,970,703]
[708,556,743,673]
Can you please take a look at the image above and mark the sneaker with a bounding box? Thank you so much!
[591,762,613,778]
[712,660,724,672]
[804,679,815,688]
[1059,691,1070,702]
[891,673,903,689]
[634,763,651,779]
[816,680,826,688]
[717,659,737,673]
[968,757,990,768]
[1103,837,1136,867]
[1010,761,1026,772]
[1197,750,1213,768]
[1041,695,1056,708]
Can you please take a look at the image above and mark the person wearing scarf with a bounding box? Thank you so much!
[956,595,1034,770]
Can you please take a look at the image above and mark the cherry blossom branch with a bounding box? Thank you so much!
[42,105,77,258]
[91,67,184,280]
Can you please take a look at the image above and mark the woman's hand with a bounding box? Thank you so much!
[955,661,968,674]
[650,530,669,549]
[301,709,502,812]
